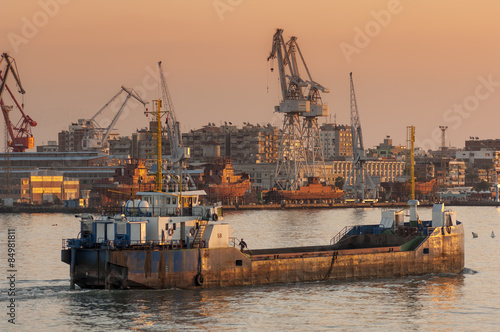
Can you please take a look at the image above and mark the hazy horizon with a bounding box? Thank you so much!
[2,0,500,152]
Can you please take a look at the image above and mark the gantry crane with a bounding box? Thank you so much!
[82,86,147,151]
[0,53,37,152]
[344,73,376,201]
[267,28,329,190]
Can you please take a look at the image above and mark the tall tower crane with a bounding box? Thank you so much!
[0,53,37,152]
[344,73,376,201]
[267,28,329,190]
[82,86,147,151]
[157,61,194,190]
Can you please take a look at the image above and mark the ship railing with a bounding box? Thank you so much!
[125,239,185,249]
[229,237,238,248]
[124,206,213,219]
[62,238,194,250]
[191,206,208,219]
[330,226,354,245]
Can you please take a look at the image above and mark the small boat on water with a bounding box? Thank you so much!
[61,196,464,289]
[263,177,344,205]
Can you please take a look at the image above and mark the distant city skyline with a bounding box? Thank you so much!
[2,0,500,152]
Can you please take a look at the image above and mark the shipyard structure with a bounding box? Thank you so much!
[3,133,500,205]
[2,40,500,208]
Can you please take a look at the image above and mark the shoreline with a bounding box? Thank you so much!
[1,200,499,214]
[224,201,500,210]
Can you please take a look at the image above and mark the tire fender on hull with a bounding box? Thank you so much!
[194,273,204,286]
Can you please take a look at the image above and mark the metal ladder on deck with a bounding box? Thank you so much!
[192,220,208,248]
[330,226,354,245]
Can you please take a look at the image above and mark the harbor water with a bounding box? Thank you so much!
[1,206,499,331]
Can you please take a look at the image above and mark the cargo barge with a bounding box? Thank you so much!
[61,193,464,289]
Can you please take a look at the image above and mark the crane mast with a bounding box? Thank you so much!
[350,72,364,163]
[344,73,376,201]
[268,28,329,190]
[156,61,194,191]
[0,53,37,152]
[158,61,184,163]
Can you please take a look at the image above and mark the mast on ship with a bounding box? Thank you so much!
[143,61,196,193]
[144,99,165,192]
[407,125,419,226]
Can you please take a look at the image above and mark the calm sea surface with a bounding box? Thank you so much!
[1,206,499,331]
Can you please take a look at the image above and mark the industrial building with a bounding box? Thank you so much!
[0,151,107,168]
[234,159,406,191]
[0,170,79,204]
[37,141,59,152]
[0,152,115,204]
[465,138,500,151]
[456,149,500,168]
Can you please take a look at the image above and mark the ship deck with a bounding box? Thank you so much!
[246,245,400,261]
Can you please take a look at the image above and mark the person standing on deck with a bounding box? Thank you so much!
[240,238,247,252]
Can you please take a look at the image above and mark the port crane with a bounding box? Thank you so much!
[344,73,376,201]
[155,61,194,190]
[82,86,147,151]
[0,53,37,152]
[267,28,329,190]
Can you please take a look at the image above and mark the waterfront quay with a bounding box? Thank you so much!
[2,200,499,214]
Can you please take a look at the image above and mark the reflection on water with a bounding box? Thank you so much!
[52,273,468,331]
[1,207,499,331]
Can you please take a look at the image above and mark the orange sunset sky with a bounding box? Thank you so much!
[1,0,500,151]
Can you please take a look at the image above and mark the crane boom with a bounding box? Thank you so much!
[350,72,364,161]
[158,61,184,163]
[82,86,147,151]
[100,86,147,144]
[0,53,25,97]
[0,53,36,152]
[267,29,289,100]
[344,73,375,201]
[89,88,124,123]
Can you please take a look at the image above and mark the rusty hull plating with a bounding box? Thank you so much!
[62,197,464,290]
